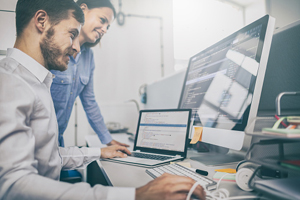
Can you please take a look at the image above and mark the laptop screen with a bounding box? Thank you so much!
[135,109,191,153]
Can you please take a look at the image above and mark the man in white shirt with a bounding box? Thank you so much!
[0,0,205,200]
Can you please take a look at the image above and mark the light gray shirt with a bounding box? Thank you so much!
[0,48,134,200]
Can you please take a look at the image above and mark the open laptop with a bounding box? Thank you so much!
[102,109,192,167]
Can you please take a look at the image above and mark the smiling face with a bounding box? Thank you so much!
[40,13,82,71]
[80,6,114,45]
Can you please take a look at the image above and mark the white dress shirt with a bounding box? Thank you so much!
[0,48,135,200]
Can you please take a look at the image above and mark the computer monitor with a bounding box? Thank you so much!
[178,15,275,165]
[258,19,300,116]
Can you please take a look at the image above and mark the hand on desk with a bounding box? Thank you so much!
[100,145,131,159]
[107,139,130,147]
[135,173,206,200]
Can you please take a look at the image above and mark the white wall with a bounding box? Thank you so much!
[0,0,17,54]
[244,0,266,25]
[244,0,300,28]
[266,0,300,29]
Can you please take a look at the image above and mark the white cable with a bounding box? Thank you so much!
[216,173,230,190]
[186,181,201,200]
[225,195,265,200]
[206,189,229,200]
[186,173,263,200]
[187,173,232,200]
[206,193,263,200]
[187,183,230,200]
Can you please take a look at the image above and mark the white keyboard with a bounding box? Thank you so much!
[146,163,217,191]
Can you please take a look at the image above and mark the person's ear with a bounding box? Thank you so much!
[80,3,88,13]
[34,10,49,33]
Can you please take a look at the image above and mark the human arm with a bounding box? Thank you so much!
[79,50,129,146]
[107,139,130,147]
[59,146,101,170]
[100,145,131,158]
[135,174,206,200]
[60,145,205,200]
[59,144,131,170]
[0,72,135,200]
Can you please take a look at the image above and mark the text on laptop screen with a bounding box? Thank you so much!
[135,111,189,152]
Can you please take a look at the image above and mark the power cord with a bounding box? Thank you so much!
[216,173,231,190]
[186,180,230,200]
[186,180,203,200]
[186,173,267,200]
[206,173,230,200]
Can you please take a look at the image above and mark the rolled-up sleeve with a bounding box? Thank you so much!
[59,147,101,170]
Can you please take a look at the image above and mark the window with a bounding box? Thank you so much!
[173,0,244,71]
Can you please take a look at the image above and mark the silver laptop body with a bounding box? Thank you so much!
[102,109,192,167]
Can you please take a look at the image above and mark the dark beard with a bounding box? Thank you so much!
[40,27,73,71]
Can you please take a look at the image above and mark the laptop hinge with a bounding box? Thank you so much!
[175,155,181,157]
[136,150,141,152]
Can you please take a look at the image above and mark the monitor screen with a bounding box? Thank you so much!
[135,109,191,152]
[178,15,274,134]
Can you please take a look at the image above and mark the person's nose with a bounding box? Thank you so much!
[101,25,108,34]
[72,36,81,53]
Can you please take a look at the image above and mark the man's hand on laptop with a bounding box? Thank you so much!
[101,145,131,159]
[135,173,206,200]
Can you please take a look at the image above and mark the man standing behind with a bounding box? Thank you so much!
[0,0,205,200]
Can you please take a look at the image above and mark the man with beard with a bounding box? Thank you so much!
[0,0,206,200]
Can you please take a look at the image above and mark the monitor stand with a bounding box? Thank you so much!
[188,142,245,166]
[190,153,244,166]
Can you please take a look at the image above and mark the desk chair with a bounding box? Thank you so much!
[60,170,82,184]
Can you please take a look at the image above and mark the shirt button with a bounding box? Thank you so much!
[70,92,73,94]
[61,80,64,83]
[68,107,71,109]
[73,78,75,81]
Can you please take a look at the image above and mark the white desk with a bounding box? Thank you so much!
[85,134,255,197]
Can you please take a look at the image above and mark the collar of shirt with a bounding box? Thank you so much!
[71,44,86,63]
[7,48,54,89]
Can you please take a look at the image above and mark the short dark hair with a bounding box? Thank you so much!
[16,0,85,37]
[76,0,116,48]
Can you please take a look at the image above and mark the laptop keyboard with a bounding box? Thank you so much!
[131,152,173,161]
[146,164,217,191]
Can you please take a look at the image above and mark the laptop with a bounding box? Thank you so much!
[102,109,192,167]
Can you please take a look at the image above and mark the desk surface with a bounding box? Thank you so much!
[86,134,255,197]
